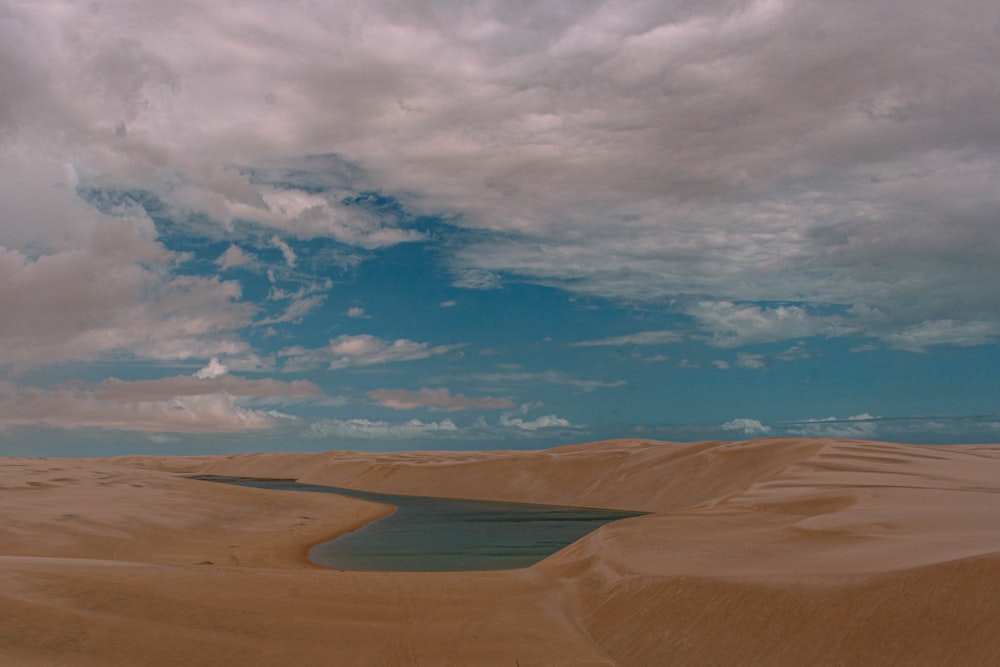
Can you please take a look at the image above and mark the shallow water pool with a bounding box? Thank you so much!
[196,476,643,572]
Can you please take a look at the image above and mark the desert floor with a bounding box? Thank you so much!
[3,438,1000,665]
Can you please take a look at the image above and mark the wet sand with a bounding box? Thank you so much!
[3,438,1000,665]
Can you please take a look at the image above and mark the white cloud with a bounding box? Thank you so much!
[517,401,545,414]
[280,334,462,371]
[309,417,459,439]
[785,413,881,439]
[347,306,368,318]
[0,375,317,433]
[571,330,682,347]
[714,345,810,371]
[367,387,513,412]
[259,274,331,326]
[258,294,326,326]
[879,320,998,353]
[231,182,426,249]
[308,410,577,442]
[270,235,297,268]
[721,418,772,435]
[735,353,767,370]
[776,345,810,362]
[499,414,574,431]
[451,268,501,290]
[194,357,228,379]
[0,223,253,369]
[439,300,457,308]
[689,301,849,348]
[216,245,252,270]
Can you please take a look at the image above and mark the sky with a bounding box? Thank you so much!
[3,0,1000,456]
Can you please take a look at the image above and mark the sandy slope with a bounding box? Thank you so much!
[3,438,1000,665]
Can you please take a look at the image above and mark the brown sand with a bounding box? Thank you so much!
[3,438,1000,665]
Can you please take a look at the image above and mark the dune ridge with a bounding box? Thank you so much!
[3,438,1000,665]
[122,437,828,512]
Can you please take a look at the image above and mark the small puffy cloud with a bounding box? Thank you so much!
[440,300,457,308]
[571,329,682,347]
[451,268,501,290]
[721,418,772,436]
[499,414,574,431]
[776,345,810,362]
[347,306,368,318]
[194,357,228,379]
[309,417,459,439]
[280,334,462,371]
[216,245,253,270]
[367,387,514,412]
[735,353,767,369]
[711,360,731,370]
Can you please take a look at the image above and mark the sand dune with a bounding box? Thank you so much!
[3,438,1000,665]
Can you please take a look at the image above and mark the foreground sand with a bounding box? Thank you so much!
[3,438,1000,665]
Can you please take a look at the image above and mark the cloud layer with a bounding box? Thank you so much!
[0,375,317,433]
[6,0,1000,360]
[4,1,1000,444]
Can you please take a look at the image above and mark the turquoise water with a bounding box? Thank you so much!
[196,476,643,572]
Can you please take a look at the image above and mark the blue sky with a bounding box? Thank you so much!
[3,1,1000,455]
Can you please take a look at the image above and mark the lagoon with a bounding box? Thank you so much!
[196,476,643,571]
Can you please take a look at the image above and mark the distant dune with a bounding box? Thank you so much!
[3,438,1000,665]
